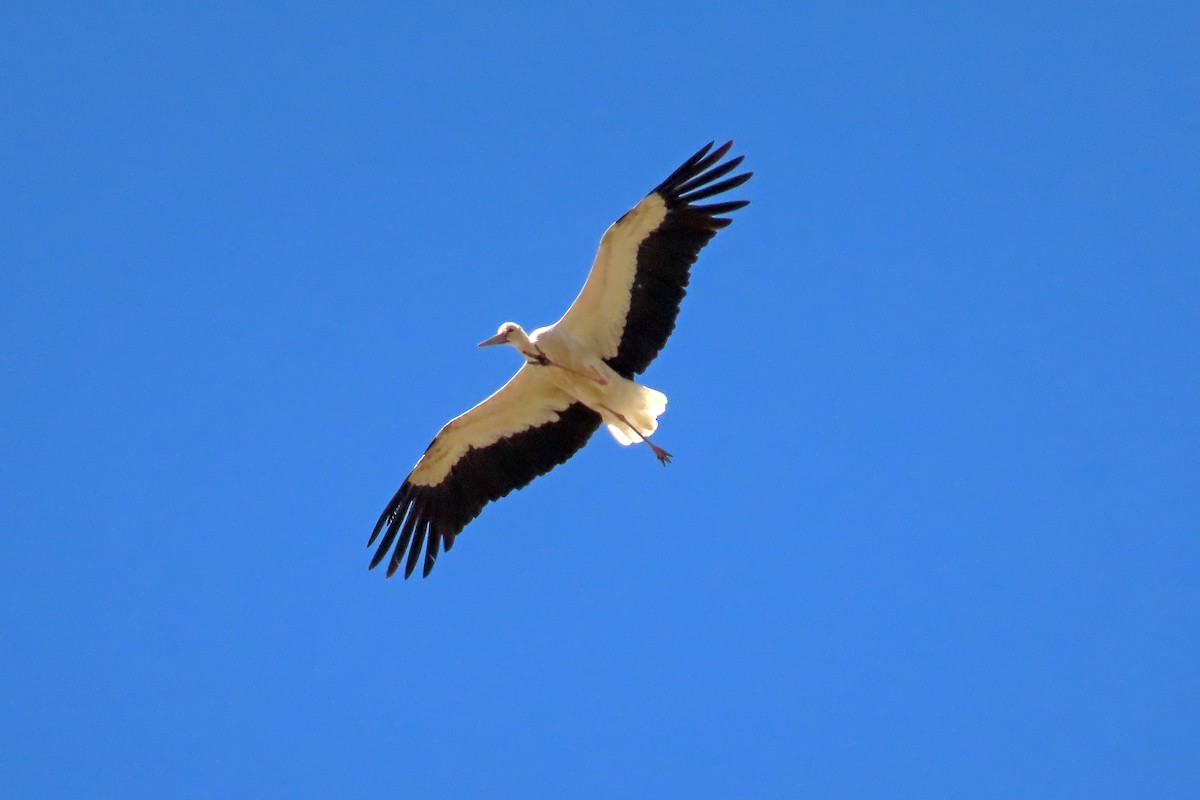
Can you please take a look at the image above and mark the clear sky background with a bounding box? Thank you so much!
[2,2,1197,798]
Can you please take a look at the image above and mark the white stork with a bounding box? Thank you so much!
[369,141,751,578]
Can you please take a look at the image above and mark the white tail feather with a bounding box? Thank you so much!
[604,384,667,446]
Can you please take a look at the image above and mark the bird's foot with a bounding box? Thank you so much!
[649,442,672,466]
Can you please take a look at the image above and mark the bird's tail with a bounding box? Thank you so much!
[605,384,668,445]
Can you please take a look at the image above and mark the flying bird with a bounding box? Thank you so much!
[369,141,751,578]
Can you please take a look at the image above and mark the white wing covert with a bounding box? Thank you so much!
[556,141,752,378]
[368,366,601,578]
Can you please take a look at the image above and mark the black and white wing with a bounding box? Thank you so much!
[555,141,752,378]
[369,366,601,579]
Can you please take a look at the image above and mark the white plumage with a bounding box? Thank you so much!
[369,141,751,578]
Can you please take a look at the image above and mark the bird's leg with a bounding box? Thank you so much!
[600,404,672,465]
[588,366,609,386]
[523,346,551,366]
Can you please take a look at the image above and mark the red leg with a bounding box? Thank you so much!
[601,405,671,465]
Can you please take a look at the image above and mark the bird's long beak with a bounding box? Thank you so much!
[477,332,509,348]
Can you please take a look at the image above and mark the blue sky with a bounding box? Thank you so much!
[2,2,1197,797]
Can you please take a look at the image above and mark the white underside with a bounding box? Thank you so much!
[527,326,668,447]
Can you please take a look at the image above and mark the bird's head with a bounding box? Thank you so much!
[477,322,527,349]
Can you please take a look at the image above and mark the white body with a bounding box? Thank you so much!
[412,324,667,488]
[528,324,667,446]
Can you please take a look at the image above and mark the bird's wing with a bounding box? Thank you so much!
[368,365,602,579]
[554,141,752,378]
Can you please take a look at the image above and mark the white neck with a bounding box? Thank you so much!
[507,326,548,364]
[506,326,533,351]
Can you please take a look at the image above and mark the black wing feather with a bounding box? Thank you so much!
[605,141,752,379]
[369,403,602,578]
